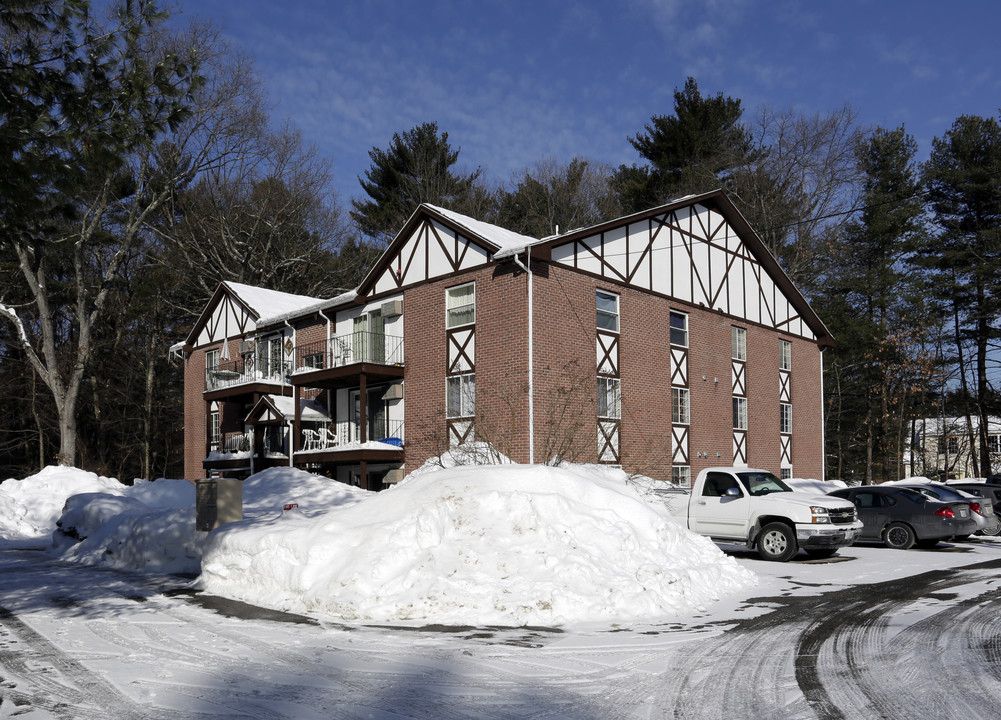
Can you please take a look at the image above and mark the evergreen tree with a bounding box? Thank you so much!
[612,77,756,213]
[819,126,926,483]
[351,122,485,244]
[919,114,1001,478]
[496,157,617,238]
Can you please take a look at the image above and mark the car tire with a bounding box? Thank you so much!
[756,522,798,562]
[883,522,915,550]
[974,517,1001,537]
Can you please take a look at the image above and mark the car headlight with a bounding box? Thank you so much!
[810,506,831,524]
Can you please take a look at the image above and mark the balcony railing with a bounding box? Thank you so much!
[205,357,290,391]
[300,419,405,452]
[294,331,404,372]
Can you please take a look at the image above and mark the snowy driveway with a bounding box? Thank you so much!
[2,540,1000,720]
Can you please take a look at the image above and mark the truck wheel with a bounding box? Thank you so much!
[883,522,915,550]
[757,522,798,562]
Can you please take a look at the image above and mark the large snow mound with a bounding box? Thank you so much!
[0,466,124,541]
[43,466,368,575]
[199,464,757,626]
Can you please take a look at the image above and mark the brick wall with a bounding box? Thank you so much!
[183,347,207,480]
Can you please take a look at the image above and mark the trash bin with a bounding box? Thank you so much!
[196,477,243,531]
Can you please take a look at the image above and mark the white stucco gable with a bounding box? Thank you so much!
[547,192,832,345]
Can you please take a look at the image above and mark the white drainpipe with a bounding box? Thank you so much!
[511,247,534,464]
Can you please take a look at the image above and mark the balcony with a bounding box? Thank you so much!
[292,331,404,389]
[205,357,290,398]
[295,419,405,465]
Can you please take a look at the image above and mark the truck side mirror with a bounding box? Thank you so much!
[724,487,741,498]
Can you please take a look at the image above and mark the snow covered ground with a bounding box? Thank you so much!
[2,463,1000,718]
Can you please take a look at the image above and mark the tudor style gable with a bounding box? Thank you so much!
[359,205,537,299]
[547,191,833,346]
[366,214,493,296]
[190,286,259,350]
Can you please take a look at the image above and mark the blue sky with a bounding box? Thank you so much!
[170,0,1001,206]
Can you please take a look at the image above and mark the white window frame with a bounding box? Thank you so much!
[733,396,748,430]
[732,327,746,361]
[780,339,792,371]
[446,282,476,329]
[597,377,621,419]
[206,349,219,372]
[672,387,690,425]
[780,467,792,480]
[209,404,220,450]
[670,310,688,348]
[596,290,619,333]
[672,466,691,487]
[780,403,792,434]
[446,373,476,418]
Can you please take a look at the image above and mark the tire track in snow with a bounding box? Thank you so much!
[796,559,1001,720]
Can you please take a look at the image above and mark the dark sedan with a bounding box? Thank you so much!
[828,486,978,549]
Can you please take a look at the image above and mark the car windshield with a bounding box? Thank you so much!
[737,472,790,496]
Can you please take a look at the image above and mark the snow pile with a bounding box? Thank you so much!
[405,441,512,479]
[200,463,757,626]
[44,466,366,576]
[53,493,204,575]
[242,466,369,514]
[0,466,124,541]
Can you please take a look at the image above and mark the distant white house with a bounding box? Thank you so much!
[905,416,1001,479]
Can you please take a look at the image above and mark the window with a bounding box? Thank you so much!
[209,406,220,450]
[732,327,746,361]
[733,397,748,430]
[780,339,792,371]
[780,468,792,480]
[780,403,792,434]
[206,349,219,372]
[672,466,691,487]
[948,436,958,454]
[446,373,475,418]
[446,283,475,328]
[303,353,323,369]
[596,290,619,332]
[989,435,1000,454]
[672,387,690,425]
[597,377,621,419]
[670,311,688,347]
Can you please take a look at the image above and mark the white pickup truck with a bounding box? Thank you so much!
[656,467,863,561]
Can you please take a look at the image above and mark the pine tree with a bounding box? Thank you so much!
[612,77,756,213]
[350,122,485,244]
[920,114,1001,478]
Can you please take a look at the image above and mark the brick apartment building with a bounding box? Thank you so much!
[174,189,835,489]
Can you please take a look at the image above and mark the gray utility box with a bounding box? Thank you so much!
[196,477,243,531]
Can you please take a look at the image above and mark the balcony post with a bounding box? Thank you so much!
[293,385,302,458]
[359,373,368,444]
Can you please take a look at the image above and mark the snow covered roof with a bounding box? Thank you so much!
[223,281,325,323]
[424,204,540,257]
[268,395,331,422]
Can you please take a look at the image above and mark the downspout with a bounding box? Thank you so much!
[285,319,297,468]
[511,247,535,464]
[820,350,826,480]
